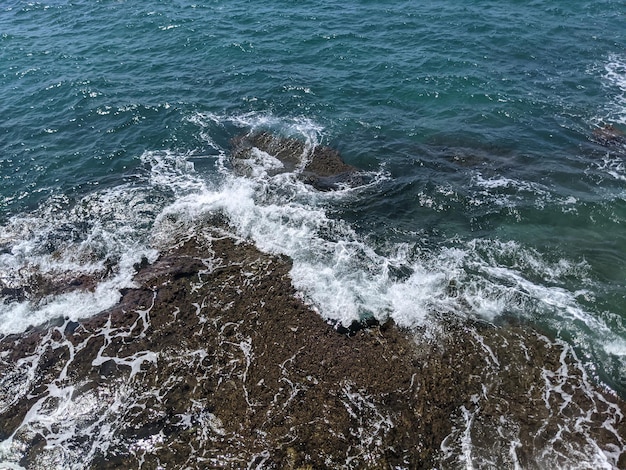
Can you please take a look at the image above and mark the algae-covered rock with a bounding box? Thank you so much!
[231,132,363,190]
[1,231,625,469]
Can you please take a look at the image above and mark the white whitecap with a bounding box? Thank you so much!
[0,185,161,335]
[603,54,626,125]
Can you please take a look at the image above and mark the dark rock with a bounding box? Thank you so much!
[133,255,150,271]
[1,271,102,308]
[231,132,361,190]
[97,359,119,378]
[1,285,26,303]
[0,231,625,468]
[330,316,381,336]
[63,320,80,335]
[593,124,626,147]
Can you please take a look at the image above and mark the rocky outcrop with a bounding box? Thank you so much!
[0,131,625,468]
[593,124,626,148]
[231,132,363,190]
[1,231,625,469]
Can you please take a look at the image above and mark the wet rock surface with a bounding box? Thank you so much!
[1,133,626,468]
[231,132,362,190]
[1,232,625,469]
[0,271,101,304]
[593,124,626,148]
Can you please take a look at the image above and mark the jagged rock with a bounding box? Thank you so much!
[231,132,362,190]
[0,232,625,468]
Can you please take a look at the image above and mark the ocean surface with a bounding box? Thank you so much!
[0,0,625,466]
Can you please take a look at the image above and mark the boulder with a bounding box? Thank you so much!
[231,132,362,190]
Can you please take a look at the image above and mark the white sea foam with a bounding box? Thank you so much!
[604,54,626,125]
[2,111,625,467]
[4,111,623,365]
[0,137,215,335]
[439,332,625,469]
[0,186,160,335]
[471,172,551,210]
[596,153,626,182]
[176,113,622,341]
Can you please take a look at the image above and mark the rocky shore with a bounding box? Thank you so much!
[1,229,625,469]
[1,132,626,469]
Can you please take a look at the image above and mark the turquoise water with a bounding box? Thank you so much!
[1,0,626,400]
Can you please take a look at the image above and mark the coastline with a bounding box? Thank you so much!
[1,229,625,469]
[1,1,625,467]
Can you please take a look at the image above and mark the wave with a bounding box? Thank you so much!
[604,54,626,126]
[1,111,625,386]
[0,185,161,336]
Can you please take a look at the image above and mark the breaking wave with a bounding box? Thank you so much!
[1,111,625,387]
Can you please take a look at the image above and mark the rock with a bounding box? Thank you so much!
[0,231,625,468]
[593,124,626,147]
[231,132,362,190]
[0,270,102,309]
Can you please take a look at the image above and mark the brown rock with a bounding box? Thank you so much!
[0,231,625,468]
[231,132,361,190]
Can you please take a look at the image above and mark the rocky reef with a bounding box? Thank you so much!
[593,124,626,148]
[0,231,625,469]
[231,132,362,190]
[1,134,626,469]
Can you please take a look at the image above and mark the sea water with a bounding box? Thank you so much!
[0,0,625,463]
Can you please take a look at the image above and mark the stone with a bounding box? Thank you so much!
[230,132,362,190]
[0,229,624,468]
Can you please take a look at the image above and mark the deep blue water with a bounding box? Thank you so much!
[1,0,626,398]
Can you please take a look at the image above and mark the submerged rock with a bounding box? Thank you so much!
[231,132,363,190]
[0,231,625,468]
[593,124,626,147]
